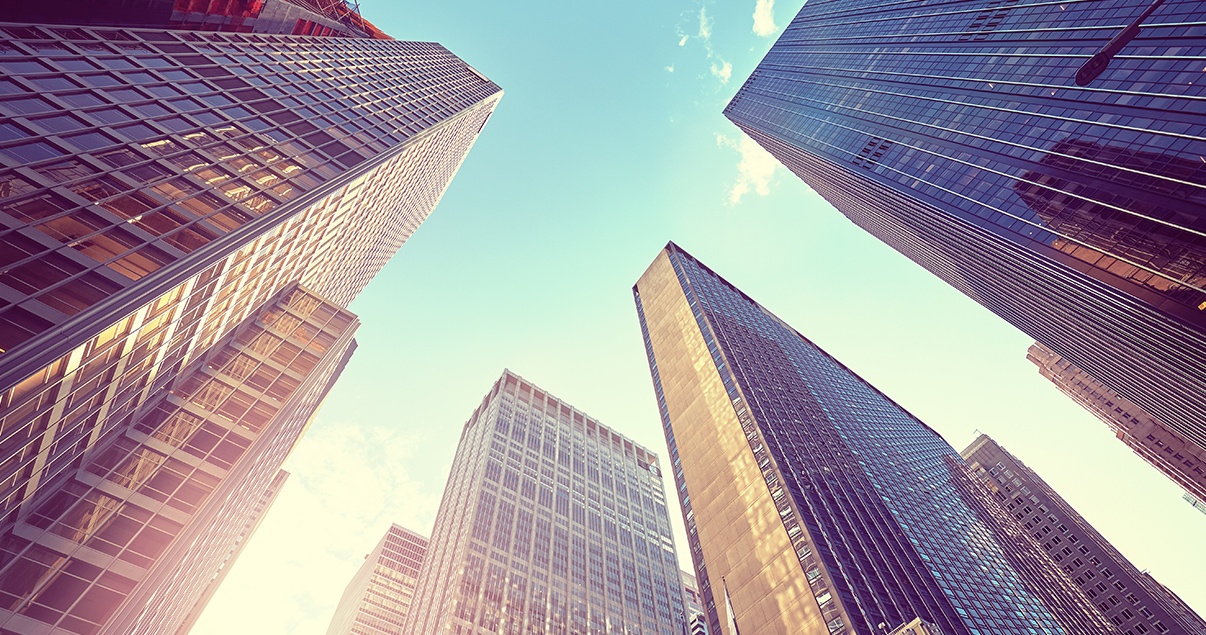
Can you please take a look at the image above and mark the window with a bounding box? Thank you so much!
[0,140,65,163]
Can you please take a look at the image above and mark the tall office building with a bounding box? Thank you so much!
[176,468,290,634]
[0,5,501,633]
[326,524,428,635]
[962,434,1206,634]
[0,284,359,634]
[404,370,688,635]
[1027,342,1206,506]
[940,455,1117,635]
[633,243,1115,635]
[681,569,708,635]
[724,0,1206,448]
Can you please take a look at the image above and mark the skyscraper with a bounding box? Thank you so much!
[404,370,688,635]
[326,524,428,635]
[633,243,1114,635]
[1,284,359,634]
[681,569,708,635]
[962,434,1206,634]
[1026,341,1206,507]
[940,454,1115,635]
[0,6,501,633]
[723,0,1206,447]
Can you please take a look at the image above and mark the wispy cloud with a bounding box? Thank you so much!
[690,6,732,85]
[753,0,778,36]
[716,133,779,204]
[666,65,676,73]
[678,34,688,46]
[710,60,732,84]
[698,6,713,39]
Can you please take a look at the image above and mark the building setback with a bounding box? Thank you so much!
[633,242,1115,635]
[723,0,1206,452]
[961,435,1206,635]
[404,370,688,635]
[0,4,501,633]
[1027,342,1206,507]
[0,284,359,634]
[326,524,428,635]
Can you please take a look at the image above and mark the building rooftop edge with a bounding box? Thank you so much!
[487,368,661,463]
[642,241,950,444]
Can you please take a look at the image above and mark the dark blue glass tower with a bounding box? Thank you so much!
[634,244,1115,635]
[724,0,1206,454]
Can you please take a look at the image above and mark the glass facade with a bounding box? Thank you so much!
[0,10,501,633]
[1027,341,1206,506]
[962,435,1206,635]
[0,21,499,367]
[0,284,357,634]
[634,243,1114,635]
[1,0,393,39]
[941,455,1116,635]
[404,370,687,635]
[327,524,429,635]
[723,0,1206,452]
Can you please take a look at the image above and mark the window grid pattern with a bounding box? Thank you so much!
[0,13,500,635]
[327,524,430,635]
[405,371,688,635]
[0,125,485,551]
[680,570,709,635]
[1026,341,1206,506]
[649,245,1099,635]
[962,436,1206,635]
[723,0,1206,451]
[0,285,357,635]
[0,21,501,356]
[943,454,1119,634]
[0,0,389,39]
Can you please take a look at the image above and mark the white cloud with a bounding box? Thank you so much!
[665,65,676,73]
[716,133,779,205]
[688,5,732,86]
[190,419,444,635]
[678,34,688,46]
[710,60,733,84]
[753,0,778,36]
[698,6,712,40]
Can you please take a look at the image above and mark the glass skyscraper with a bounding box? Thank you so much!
[404,370,688,635]
[724,0,1206,450]
[633,243,1114,635]
[962,434,1206,634]
[1,284,359,634]
[326,524,428,635]
[0,5,501,633]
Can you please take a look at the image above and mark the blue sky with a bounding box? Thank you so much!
[192,0,1206,632]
